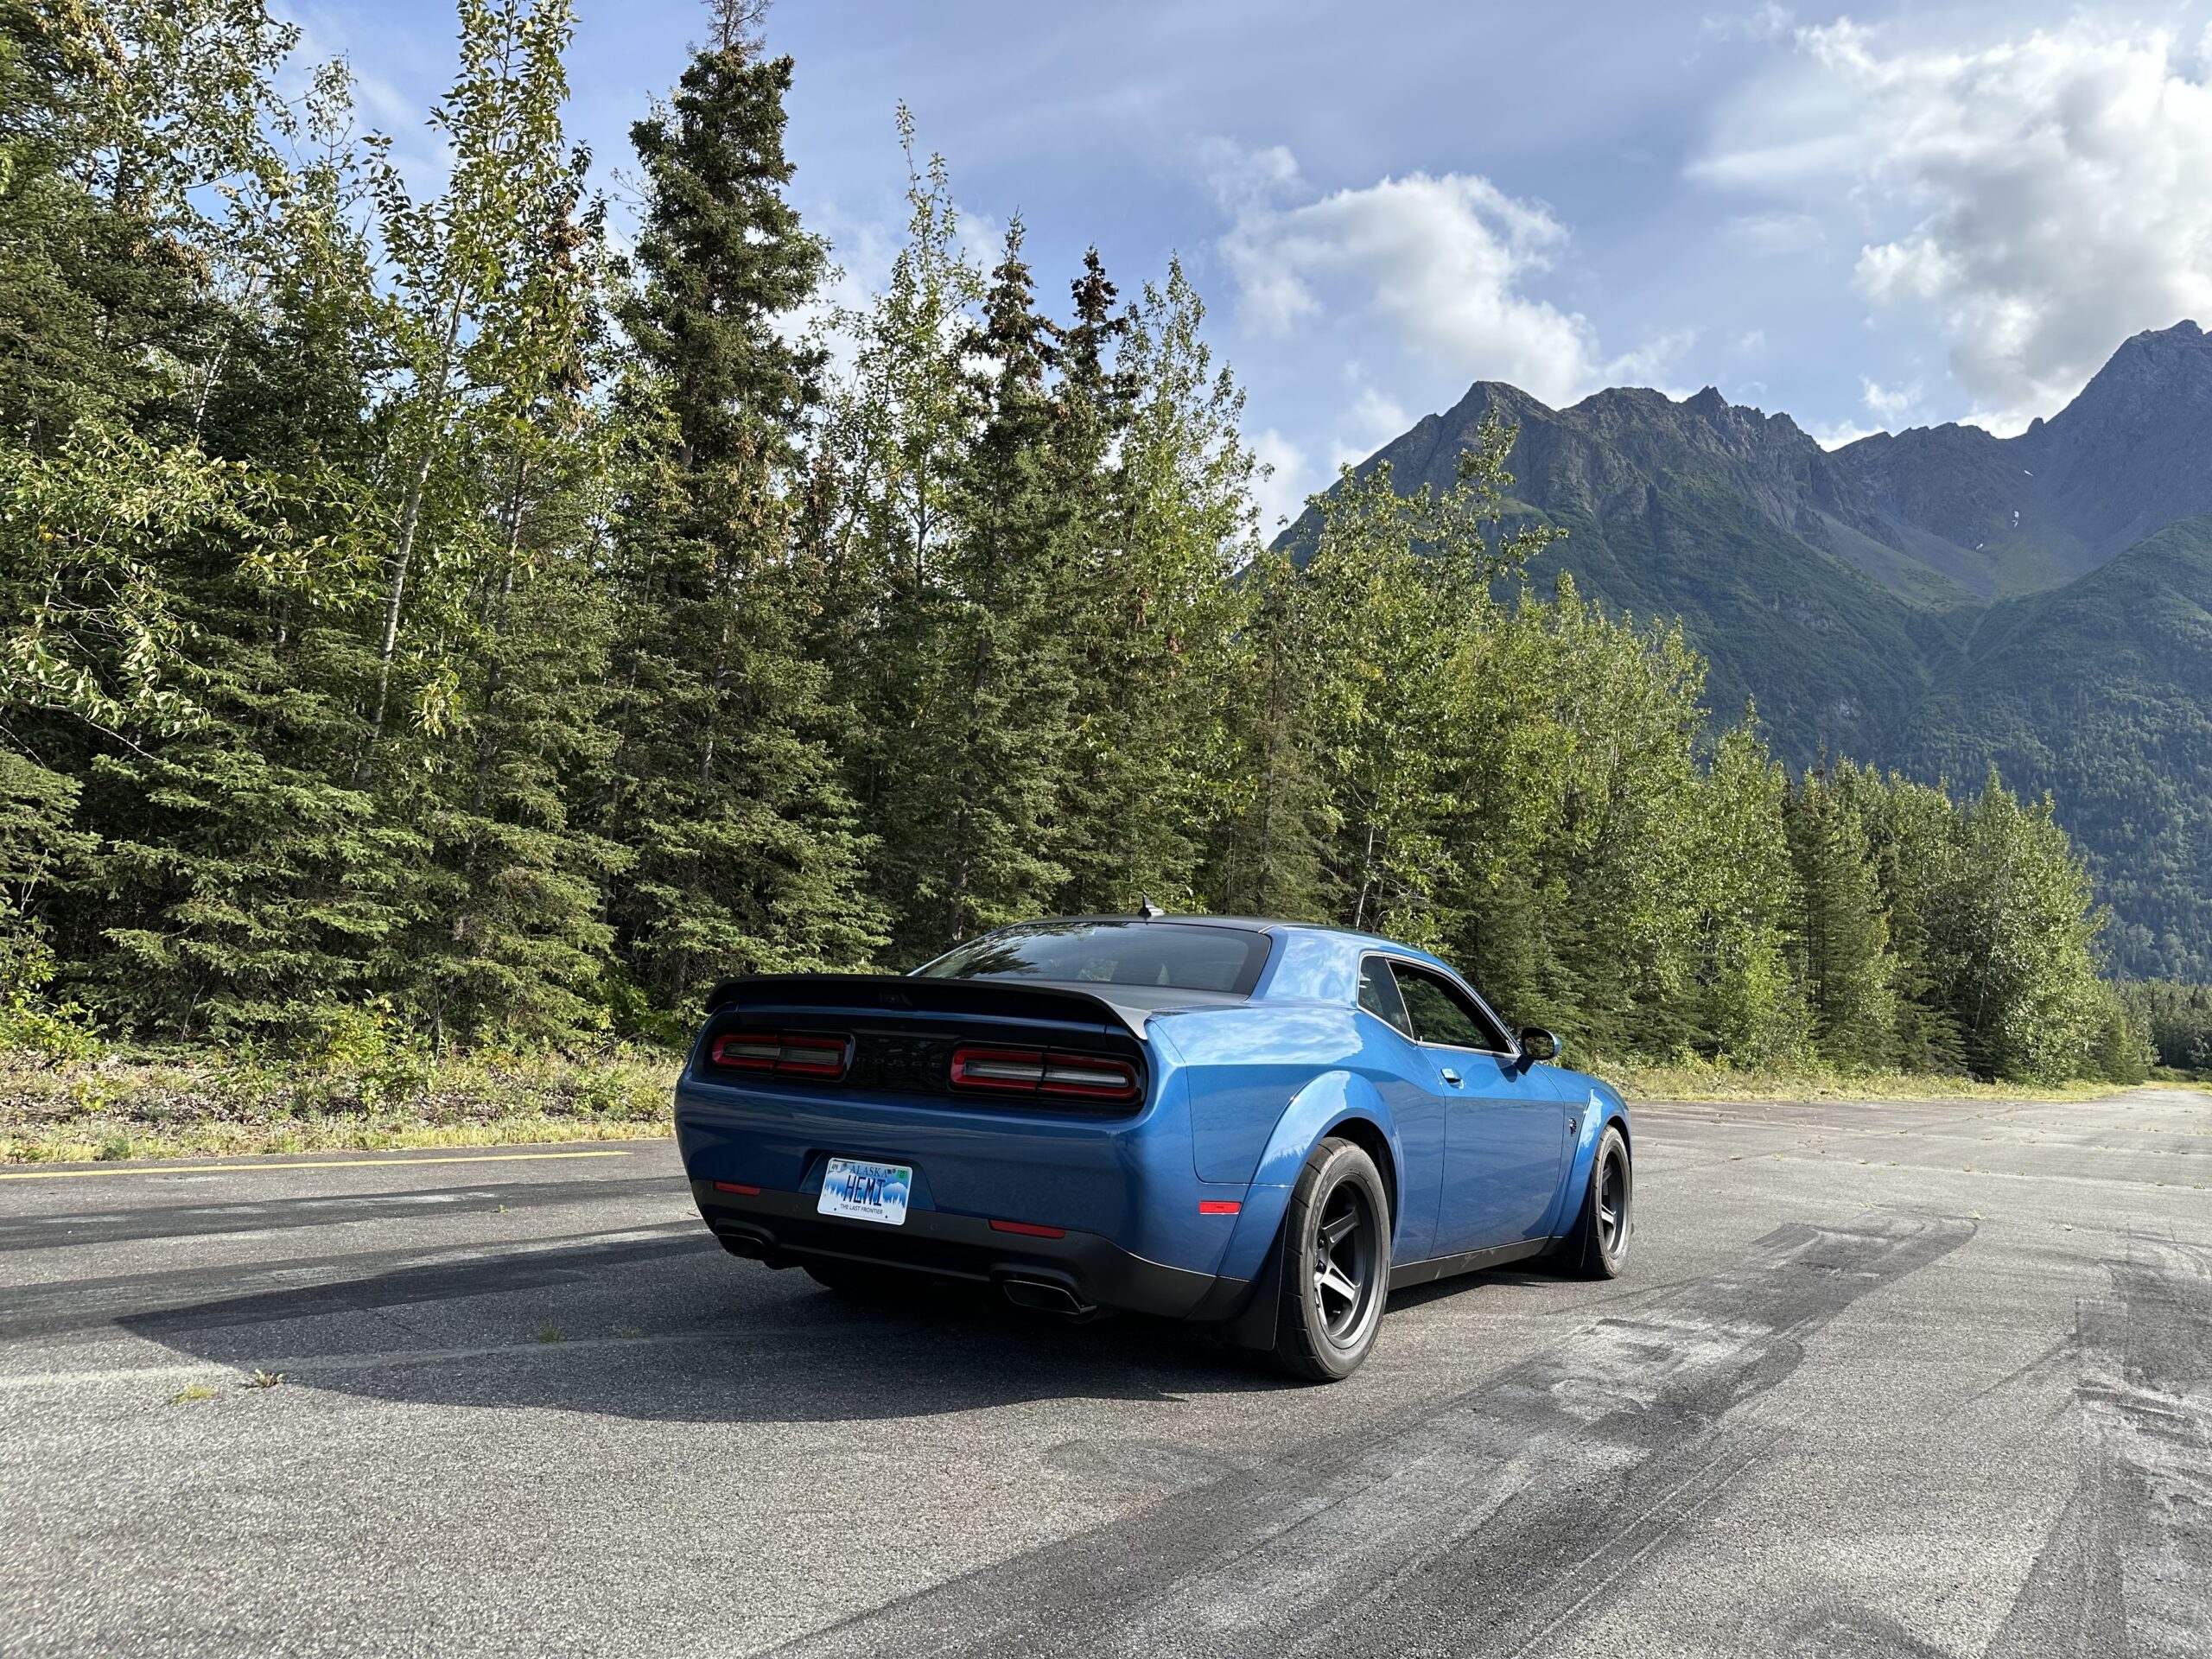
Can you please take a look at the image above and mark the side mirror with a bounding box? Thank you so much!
[1516,1027,1561,1067]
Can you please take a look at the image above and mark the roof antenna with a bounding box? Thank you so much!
[1137,894,1166,919]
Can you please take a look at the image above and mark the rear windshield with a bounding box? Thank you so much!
[915,922,1271,995]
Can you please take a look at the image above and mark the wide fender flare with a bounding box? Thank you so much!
[1213,1070,1402,1285]
[1548,1083,1632,1236]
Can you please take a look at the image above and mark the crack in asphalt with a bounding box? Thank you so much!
[766,1212,1975,1659]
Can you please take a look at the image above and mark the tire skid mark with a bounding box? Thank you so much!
[766,1213,1972,1659]
[1993,1238,2212,1659]
[1982,1446,2126,1659]
[0,1224,714,1343]
[1774,1605,1956,1658]
[1294,1217,1969,1659]
[1497,1434,1774,1659]
[0,1174,680,1255]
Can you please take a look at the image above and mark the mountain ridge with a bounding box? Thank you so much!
[1283,321,2212,976]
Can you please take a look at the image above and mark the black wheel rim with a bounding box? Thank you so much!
[1313,1179,1381,1347]
[1596,1144,1630,1259]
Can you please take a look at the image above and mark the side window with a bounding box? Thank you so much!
[1391,964,1510,1052]
[1357,957,1414,1037]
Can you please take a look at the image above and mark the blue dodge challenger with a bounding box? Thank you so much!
[674,914,1633,1381]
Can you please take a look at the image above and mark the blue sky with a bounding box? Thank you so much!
[291,0,2212,527]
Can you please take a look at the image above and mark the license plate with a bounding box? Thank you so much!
[817,1157,912,1226]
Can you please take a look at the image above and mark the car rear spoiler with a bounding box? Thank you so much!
[702,973,1160,1039]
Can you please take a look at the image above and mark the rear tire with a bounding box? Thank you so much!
[1558,1124,1632,1279]
[1269,1136,1392,1382]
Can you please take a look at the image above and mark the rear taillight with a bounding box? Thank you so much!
[949,1046,1047,1091]
[949,1046,1141,1103]
[709,1030,852,1079]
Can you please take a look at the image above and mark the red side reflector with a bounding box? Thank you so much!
[713,1181,762,1196]
[1198,1199,1241,1216]
[988,1218,1066,1238]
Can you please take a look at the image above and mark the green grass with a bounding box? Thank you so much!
[0,1045,678,1165]
[1604,1056,2135,1104]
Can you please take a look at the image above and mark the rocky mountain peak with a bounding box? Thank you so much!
[1279,320,2212,979]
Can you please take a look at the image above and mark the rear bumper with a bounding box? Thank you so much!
[691,1181,1243,1321]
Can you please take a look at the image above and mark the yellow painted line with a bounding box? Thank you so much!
[0,1150,636,1181]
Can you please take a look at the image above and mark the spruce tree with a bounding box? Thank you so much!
[0,4,422,1040]
[874,220,1077,957]
[1785,766,1896,1069]
[815,114,982,960]
[0,10,2145,1077]
[1055,258,1254,915]
[1212,540,1338,921]
[1685,721,1807,1065]
[1846,766,1967,1073]
[602,10,879,1006]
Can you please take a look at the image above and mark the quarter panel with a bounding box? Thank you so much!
[1225,1068,1446,1275]
[1160,1004,1447,1269]
[1162,1004,1369,1183]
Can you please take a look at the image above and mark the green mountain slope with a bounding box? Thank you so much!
[1287,378,1968,766]
[1287,321,2212,977]
[1907,515,2212,979]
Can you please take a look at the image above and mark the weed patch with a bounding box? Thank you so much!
[1,1045,678,1163]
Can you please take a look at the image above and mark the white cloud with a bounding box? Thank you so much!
[1330,378,1411,470]
[1859,376,1922,424]
[1250,426,1319,532]
[1697,19,2212,429]
[1808,418,1880,450]
[1204,140,1605,407]
[1700,3,1796,44]
[1605,329,1697,393]
[1722,211,1825,255]
[1955,406,2037,441]
[1194,137,1300,214]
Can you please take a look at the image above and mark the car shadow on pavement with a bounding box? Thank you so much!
[115,1231,1287,1422]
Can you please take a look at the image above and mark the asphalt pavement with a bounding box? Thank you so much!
[0,1090,2206,1658]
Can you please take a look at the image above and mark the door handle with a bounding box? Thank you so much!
[1440,1068,1462,1087]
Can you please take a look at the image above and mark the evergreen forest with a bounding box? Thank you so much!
[0,0,2159,1087]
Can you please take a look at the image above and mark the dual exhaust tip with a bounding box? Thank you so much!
[714,1226,1096,1318]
